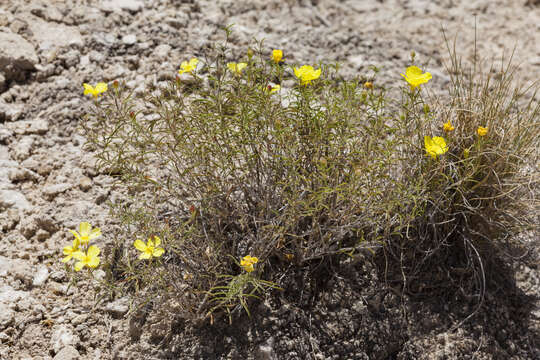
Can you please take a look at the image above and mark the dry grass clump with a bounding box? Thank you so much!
[381,43,539,322]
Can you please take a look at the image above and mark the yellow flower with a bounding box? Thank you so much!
[364,81,373,89]
[443,121,455,132]
[271,49,283,63]
[83,82,108,98]
[227,62,248,75]
[424,136,448,159]
[73,245,100,271]
[69,222,101,246]
[178,58,198,75]
[240,255,259,273]
[134,236,165,260]
[61,239,80,263]
[400,66,432,89]
[477,126,488,137]
[294,65,321,85]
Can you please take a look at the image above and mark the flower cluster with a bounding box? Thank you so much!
[62,222,101,271]
[398,66,491,160]
[62,222,166,271]
[240,255,259,273]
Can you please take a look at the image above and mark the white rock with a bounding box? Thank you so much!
[105,297,130,318]
[0,283,28,305]
[0,307,14,329]
[257,337,276,360]
[0,127,12,143]
[0,145,9,160]
[26,15,84,51]
[79,176,92,192]
[122,34,137,45]
[12,136,34,161]
[8,167,38,182]
[0,102,25,121]
[42,183,73,200]
[0,189,31,210]
[1,257,34,285]
[0,31,38,81]
[0,331,9,342]
[348,54,364,69]
[53,345,80,360]
[32,265,49,287]
[7,118,49,135]
[50,325,79,354]
[154,44,172,59]
[102,0,144,13]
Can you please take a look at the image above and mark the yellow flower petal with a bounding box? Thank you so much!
[405,66,423,78]
[134,239,147,252]
[294,65,321,85]
[63,245,73,256]
[61,255,72,263]
[74,261,85,271]
[401,66,432,89]
[72,251,86,261]
[88,256,100,268]
[431,136,447,151]
[272,49,283,63]
[424,136,448,159]
[152,236,161,247]
[227,62,247,75]
[83,83,94,95]
[95,82,108,93]
[269,84,280,93]
[79,222,91,236]
[477,126,488,136]
[139,252,152,260]
[153,247,165,257]
[69,230,82,242]
[87,245,100,257]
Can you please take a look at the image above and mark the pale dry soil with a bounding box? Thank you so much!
[0,0,539,359]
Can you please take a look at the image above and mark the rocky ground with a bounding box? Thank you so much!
[0,0,539,359]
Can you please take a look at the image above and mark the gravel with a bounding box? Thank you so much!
[0,0,538,358]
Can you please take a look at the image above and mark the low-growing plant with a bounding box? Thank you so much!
[69,29,538,330]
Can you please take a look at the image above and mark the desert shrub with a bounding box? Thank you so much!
[67,31,538,327]
[77,33,413,323]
